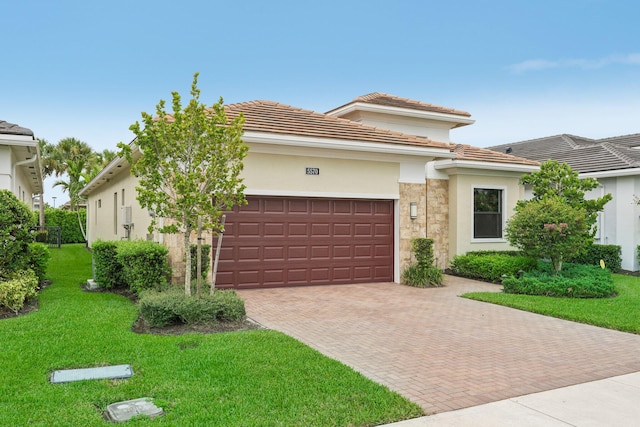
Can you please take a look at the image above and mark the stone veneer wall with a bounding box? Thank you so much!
[163,230,214,285]
[399,182,427,274]
[426,178,450,269]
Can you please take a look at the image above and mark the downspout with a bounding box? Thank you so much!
[12,153,39,196]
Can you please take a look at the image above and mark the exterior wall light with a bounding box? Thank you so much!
[410,202,418,220]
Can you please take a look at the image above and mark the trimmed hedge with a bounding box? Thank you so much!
[138,288,246,327]
[449,253,538,283]
[116,241,171,294]
[566,244,621,272]
[502,262,614,298]
[92,240,170,293]
[0,269,38,313]
[92,240,125,289]
[27,243,51,284]
[35,208,86,244]
[0,190,35,278]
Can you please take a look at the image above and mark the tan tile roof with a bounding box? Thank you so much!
[450,144,540,166]
[328,92,472,117]
[224,100,451,149]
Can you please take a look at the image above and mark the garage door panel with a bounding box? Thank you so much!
[333,224,351,236]
[265,199,285,213]
[264,223,285,236]
[311,245,330,258]
[355,223,372,236]
[333,245,351,258]
[311,223,330,236]
[216,196,393,289]
[264,246,285,260]
[287,246,308,259]
[354,245,372,257]
[288,223,308,236]
[238,222,260,236]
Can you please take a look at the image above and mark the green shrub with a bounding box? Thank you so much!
[92,240,125,289]
[0,190,35,279]
[449,253,538,283]
[116,240,171,294]
[402,238,443,287]
[502,262,614,298]
[465,250,523,257]
[27,243,50,284]
[566,244,621,272]
[38,208,86,244]
[0,269,38,313]
[189,244,211,280]
[139,288,245,327]
[402,264,443,288]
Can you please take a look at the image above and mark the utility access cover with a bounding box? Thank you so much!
[105,398,164,422]
[50,364,133,384]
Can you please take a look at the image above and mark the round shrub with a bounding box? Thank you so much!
[138,287,246,327]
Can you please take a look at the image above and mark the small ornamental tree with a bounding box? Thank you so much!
[119,73,248,295]
[506,196,590,274]
[519,160,611,234]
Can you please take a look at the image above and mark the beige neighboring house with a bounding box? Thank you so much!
[79,93,538,289]
[0,120,43,208]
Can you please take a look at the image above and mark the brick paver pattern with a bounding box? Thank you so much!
[238,276,640,414]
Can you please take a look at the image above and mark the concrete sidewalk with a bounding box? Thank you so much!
[383,372,640,426]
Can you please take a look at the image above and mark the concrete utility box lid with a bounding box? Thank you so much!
[50,364,133,383]
[105,398,164,422]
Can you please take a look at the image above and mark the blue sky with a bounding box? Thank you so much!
[3,0,639,205]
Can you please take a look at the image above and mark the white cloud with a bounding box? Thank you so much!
[509,53,640,73]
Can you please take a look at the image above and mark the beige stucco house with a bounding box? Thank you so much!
[0,120,43,208]
[79,93,538,288]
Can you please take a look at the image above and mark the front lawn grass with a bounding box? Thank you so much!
[463,274,640,334]
[0,244,422,426]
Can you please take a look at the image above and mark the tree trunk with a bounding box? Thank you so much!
[196,217,202,299]
[211,215,226,296]
[39,193,45,227]
[184,227,192,296]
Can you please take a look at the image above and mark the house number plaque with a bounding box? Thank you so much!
[305,167,320,175]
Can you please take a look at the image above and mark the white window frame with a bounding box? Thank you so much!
[471,185,507,243]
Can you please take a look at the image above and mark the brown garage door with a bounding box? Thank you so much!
[215,196,394,289]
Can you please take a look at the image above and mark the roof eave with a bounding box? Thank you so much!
[243,131,456,159]
[434,159,540,173]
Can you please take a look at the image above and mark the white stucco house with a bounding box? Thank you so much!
[489,133,640,271]
[79,93,539,288]
[0,120,43,207]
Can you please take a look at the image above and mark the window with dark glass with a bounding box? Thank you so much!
[473,188,503,238]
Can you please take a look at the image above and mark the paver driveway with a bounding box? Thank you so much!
[238,276,640,414]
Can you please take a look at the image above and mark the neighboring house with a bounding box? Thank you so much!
[79,93,538,288]
[489,133,640,271]
[0,120,43,208]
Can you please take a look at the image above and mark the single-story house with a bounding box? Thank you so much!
[0,120,43,208]
[79,93,538,288]
[488,133,640,271]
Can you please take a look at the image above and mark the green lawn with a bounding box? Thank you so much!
[0,244,422,426]
[463,274,640,334]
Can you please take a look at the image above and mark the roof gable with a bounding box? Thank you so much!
[327,92,471,117]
